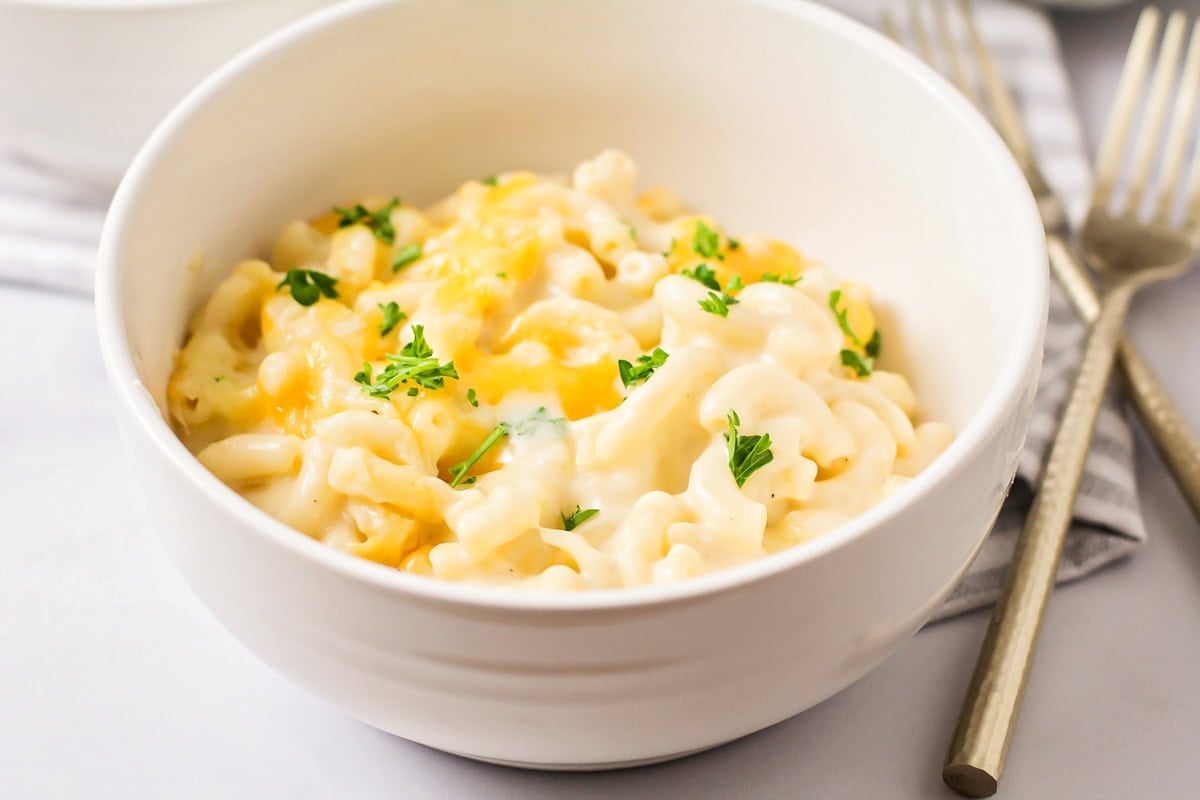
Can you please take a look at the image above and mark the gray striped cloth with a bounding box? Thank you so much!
[0,0,1143,620]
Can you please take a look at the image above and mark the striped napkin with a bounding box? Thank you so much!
[0,0,1144,619]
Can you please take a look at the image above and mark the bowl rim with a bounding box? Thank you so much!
[95,0,1047,613]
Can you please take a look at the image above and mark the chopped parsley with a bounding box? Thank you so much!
[276,268,340,306]
[761,271,801,286]
[866,329,882,359]
[828,290,879,377]
[692,220,721,259]
[446,408,566,487]
[213,376,225,383]
[466,388,479,407]
[377,301,406,336]
[618,347,669,388]
[353,324,458,398]
[724,410,774,488]
[495,272,507,279]
[682,263,721,291]
[699,290,736,317]
[448,423,510,487]
[664,238,676,257]
[333,198,399,244]
[728,237,741,251]
[481,174,498,187]
[512,406,566,435]
[391,242,422,272]
[683,264,742,316]
[625,221,638,241]
[561,506,599,531]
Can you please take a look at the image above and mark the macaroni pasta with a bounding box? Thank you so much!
[168,151,952,590]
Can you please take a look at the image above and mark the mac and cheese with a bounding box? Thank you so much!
[168,151,952,590]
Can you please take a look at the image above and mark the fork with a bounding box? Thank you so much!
[885,4,1200,796]
[886,0,1200,524]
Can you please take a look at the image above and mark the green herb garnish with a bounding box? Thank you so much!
[865,329,882,359]
[276,268,340,306]
[466,388,479,407]
[682,263,721,291]
[618,347,669,388]
[391,242,422,272]
[561,506,599,531]
[728,237,741,251]
[699,291,736,317]
[449,423,510,487]
[828,289,878,377]
[353,324,458,398]
[512,406,566,435]
[724,410,774,488]
[333,198,399,244]
[481,175,498,187]
[692,220,721,259]
[761,271,800,286]
[378,301,406,336]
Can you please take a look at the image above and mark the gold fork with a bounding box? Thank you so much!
[885,0,1200,523]
[886,4,1200,796]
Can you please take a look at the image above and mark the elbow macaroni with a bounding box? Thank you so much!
[168,150,953,590]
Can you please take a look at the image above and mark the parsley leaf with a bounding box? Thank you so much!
[829,290,878,377]
[699,290,738,317]
[618,347,669,388]
[378,301,406,336]
[391,242,422,272]
[449,423,510,487]
[828,290,863,346]
[728,237,741,250]
[561,506,599,531]
[466,388,479,407]
[682,263,721,290]
[865,329,882,359]
[353,324,459,398]
[333,198,400,244]
[692,220,721,259]
[840,349,873,377]
[726,275,744,292]
[761,271,800,286]
[481,174,498,187]
[511,406,566,436]
[276,268,340,306]
[724,410,774,488]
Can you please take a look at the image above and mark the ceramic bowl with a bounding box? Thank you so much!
[95,0,1046,769]
[0,0,331,186]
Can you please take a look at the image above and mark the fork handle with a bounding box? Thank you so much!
[1047,235,1200,522]
[943,283,1135,798]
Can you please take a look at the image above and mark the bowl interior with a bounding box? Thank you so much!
[105,0,1042,479]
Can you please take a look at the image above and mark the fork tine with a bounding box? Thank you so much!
[1163,21,1200,227]
[957,0,1033,171]
[1094,7,1162,209]
[1126,11,1188,212]
[907,0,935,65]
[932,0,973,99]
[881,9,903,44]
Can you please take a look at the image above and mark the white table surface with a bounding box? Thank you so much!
[3,4,1200,798]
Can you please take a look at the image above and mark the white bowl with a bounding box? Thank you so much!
[0,0,331,187]
[95,0,1046,769]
